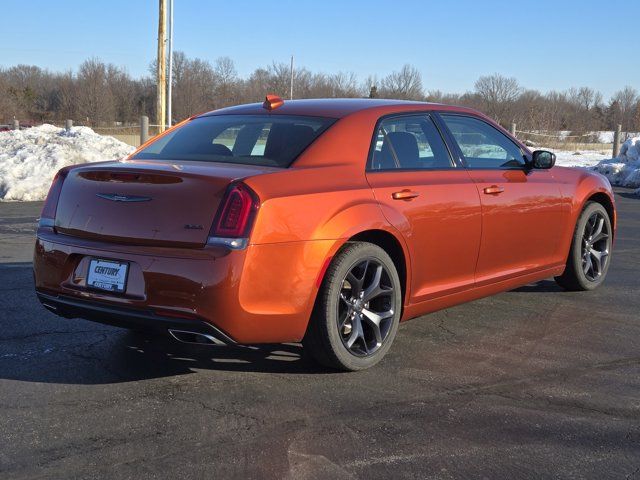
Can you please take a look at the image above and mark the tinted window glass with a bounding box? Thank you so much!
[133,115,335,167]
[441,115,525,169]
[370,115,453,170]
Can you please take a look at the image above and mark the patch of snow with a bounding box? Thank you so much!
[597,131,614,143]
[596,131,640,143]
[549,149,611,168]
[521,130,639,144]
[0,124,135,201]
[590,137,640,189]
[543,137,640,189]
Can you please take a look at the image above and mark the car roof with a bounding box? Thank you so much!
[199,98,481,119]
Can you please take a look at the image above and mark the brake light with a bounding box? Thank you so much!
[208,183,259,249]
[39,169,68,228]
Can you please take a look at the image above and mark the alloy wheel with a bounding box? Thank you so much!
[337,258,396,357]
[581,211,611,282]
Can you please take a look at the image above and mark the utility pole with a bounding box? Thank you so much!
[289,55,294,100]
[157,0,167,133]
[167,0,174,128]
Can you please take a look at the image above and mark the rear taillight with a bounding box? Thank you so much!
[39,169,68,228]
[207,183,259,249]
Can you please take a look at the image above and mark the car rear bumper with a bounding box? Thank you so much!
[33,228,336,343]
[36,291,235,344]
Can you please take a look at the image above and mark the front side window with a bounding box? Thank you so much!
[440,115,526,169]
[133,115,335,167]
[369,115,454,170]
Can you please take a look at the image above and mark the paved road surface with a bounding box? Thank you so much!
[0,189,638,479]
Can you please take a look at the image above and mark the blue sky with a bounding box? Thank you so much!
[1,0,637,99]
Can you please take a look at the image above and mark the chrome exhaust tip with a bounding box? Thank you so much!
[41,302,58,312]
[168,329,226,346]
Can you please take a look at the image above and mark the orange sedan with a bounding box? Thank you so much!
[34,97,616,370]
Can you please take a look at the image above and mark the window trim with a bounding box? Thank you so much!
[435,113,529,171]
[365,112,461,173]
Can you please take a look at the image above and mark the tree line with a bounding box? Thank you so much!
[1,53,639,134]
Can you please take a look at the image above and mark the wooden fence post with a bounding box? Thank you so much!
[510,123,517,137]
[140,116,149,145]
[612,124,622,158]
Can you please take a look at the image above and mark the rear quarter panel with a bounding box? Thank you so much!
[239,164,410,337]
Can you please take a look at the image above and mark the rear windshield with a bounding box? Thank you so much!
[132,114,335,167]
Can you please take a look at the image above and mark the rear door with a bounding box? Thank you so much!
[438,113,566,285]
[365,114,482,303]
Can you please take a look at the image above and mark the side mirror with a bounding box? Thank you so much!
[531,150,556,169]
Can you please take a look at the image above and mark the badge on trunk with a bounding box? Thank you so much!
[96,193,151,202]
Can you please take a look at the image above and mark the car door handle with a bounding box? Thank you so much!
[392,190,420,201]
[483,185,505,195]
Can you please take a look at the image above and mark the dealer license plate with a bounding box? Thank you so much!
[86,259,129,293]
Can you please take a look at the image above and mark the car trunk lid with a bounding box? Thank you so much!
[54,159,276,247]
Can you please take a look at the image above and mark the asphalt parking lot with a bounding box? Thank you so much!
[0,188,638,479]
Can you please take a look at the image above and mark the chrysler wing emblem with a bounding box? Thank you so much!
[96,193,152,202]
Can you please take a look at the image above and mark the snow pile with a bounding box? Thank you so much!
[552,150,610,168]
[596,131,640,143]
[542,137,640,194]
[0,124,135,201]
[591,137,640,190]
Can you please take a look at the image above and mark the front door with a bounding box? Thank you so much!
[439,114,566,285]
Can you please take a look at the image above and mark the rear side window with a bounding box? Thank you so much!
[369,115,454,170]
[133,115,335,167]
[440,114,525,169]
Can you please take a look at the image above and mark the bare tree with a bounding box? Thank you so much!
[379,64,423,100]
[426,89,463,105]
[329,72,361,97]
[169,52,217,120]
[214,56,237,85]
[474,73,521,124]
[243,67,272,102]
[76,59,115,126]
[0,72,14,119]
[214,56,239,107]
[610,86,639,130]
[3,65,46,121]
[53,71,78,121]
[569,86,603,111]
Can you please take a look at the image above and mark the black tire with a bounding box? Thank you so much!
[555,201,612,291]
[303,242,402,371]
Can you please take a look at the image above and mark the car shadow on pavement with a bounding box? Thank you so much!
[510,279,564,293]
[118,331,336,376]
[0,325,338,385]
